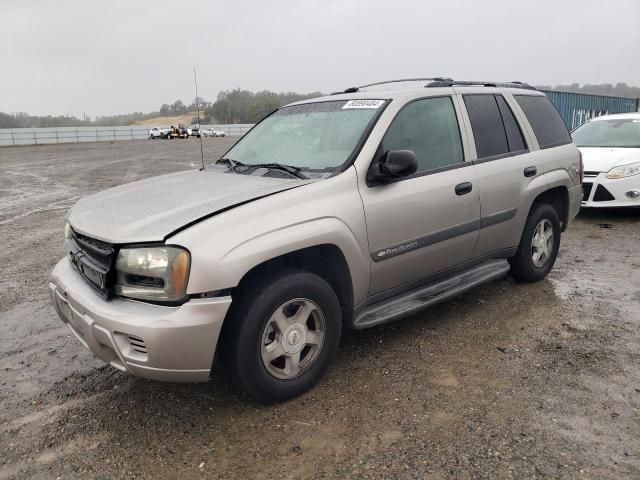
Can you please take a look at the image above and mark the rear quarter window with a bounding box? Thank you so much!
[514,95,572,149]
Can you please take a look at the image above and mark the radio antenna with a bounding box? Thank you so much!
[193,67,205,170]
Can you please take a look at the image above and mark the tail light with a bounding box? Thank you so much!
[578,150,584,184]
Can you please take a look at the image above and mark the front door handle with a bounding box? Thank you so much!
[455,182,473,196]
[524,166,537,177]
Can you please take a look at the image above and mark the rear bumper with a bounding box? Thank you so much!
[582,174,640,208]
[49,257,232,382]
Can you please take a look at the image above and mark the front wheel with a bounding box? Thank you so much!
[509,203,561,282]
[221,270,342,403]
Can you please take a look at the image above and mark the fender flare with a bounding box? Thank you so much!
[210,217,370,303]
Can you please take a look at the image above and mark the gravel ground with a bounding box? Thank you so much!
[0,140,639,479]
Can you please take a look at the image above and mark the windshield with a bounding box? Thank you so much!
[220,100,385,171]
[572,118,640,148]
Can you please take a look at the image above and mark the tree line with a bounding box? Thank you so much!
[2,83,638,129]
[201,89,323,124]
[0,111,161,129]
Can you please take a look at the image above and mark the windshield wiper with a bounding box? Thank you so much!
[248,163,308,179]
[216,157,245,172]
[216,159,308,179]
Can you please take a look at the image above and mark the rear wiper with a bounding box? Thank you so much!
[248,163,308,179]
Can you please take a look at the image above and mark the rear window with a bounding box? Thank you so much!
[514,95,572,149]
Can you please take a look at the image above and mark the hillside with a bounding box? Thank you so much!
[133,112,200,126]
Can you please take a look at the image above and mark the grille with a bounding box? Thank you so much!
[128,335,147,354]
[66,230,115,298]
[583,171,599,178]
[582,183,593,202]
[593,185,615,202]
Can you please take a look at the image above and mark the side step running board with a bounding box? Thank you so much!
[353,259,510,329]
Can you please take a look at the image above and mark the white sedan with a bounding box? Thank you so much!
[148,127,170,139]
[201,128,226,137]
[572,112,640,207]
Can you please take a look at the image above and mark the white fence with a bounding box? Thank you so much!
[0,124,253,147]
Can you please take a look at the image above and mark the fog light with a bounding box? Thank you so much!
[626,190,640,199]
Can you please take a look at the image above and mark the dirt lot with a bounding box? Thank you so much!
[0,140,639,479]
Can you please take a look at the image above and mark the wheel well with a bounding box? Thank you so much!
[233,245,354,325]
[532,187,569,231]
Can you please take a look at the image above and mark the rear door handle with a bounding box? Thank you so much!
[455,182,473,196]
[524,166,537,177]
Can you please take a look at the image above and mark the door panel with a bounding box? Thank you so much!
[472,151,541,255]
[361,166,480,295]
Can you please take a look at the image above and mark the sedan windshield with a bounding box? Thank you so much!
[572,118,640,148]
[219,100,385,171]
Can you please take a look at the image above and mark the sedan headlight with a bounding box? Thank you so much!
[115,246,190,302]
[606,161,640,179]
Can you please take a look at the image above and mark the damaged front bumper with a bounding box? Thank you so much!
[49,257,231,382]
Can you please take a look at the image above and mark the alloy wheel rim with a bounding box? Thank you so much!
[531,219,554,267]
[260,298,325,380]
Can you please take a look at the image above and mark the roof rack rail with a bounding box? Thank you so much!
[335,77,453,94]
[425,79,537,90]
[333,78,536,94]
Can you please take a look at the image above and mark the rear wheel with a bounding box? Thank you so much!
[509,203,561,282]
[221,270,342,403]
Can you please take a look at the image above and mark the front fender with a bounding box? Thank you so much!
[169,168,371,304]
[218,217,370,302]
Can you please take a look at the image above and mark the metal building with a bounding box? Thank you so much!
[542,90,639,130]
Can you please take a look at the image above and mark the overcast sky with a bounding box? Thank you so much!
[2,0,639,117]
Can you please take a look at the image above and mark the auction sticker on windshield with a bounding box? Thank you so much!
[342,100,385,109]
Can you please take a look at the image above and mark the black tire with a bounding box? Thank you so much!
[221,269,342,403]
[509,203,561,282]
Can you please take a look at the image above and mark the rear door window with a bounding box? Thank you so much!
[495,95,526,152]
[463,94,509,159]
[514,95,572,149]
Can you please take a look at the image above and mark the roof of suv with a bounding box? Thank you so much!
[288,79,544,107]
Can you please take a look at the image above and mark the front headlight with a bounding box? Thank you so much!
[115,246,190,302]
[605,161,640,179]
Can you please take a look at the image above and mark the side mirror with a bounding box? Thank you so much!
[370,150,418,183]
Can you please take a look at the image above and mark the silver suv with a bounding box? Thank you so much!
[50,78,582,402]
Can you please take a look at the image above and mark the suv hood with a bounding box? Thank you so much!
[68,169,311,244]
[579,147,640,173]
